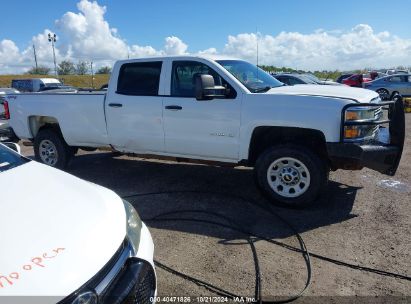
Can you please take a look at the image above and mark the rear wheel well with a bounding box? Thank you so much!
[248,126,328,166]
[29,116,62,138]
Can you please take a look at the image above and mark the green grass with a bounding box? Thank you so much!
[0,74,110,89]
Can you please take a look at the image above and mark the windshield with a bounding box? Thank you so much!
[217,60,283,93]
[0,144,29,173]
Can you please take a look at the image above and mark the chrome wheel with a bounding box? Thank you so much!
[39,139,58,166]
[376,89,389,101]
[266,157,311,198]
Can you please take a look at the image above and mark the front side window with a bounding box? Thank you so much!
[289,77,305,85]
[389,76,402,82]
[117,61,162,96]
[276,77,289,85]
[171,61,236,98]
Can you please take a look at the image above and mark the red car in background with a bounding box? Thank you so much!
[342,74,372,87]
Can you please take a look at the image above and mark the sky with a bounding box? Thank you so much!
[1,0,411,74]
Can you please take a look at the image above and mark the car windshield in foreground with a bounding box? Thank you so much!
[217,60,283,93]
[0,144,29,173]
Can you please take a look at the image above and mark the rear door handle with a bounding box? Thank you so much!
[165,105,182,110]
[109,103,123,108]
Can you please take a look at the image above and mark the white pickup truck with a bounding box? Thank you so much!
[2,56,405,207]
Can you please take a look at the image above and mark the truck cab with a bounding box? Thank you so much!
[3,56,405,208]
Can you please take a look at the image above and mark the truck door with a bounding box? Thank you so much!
[162,60,241,162]
[105,61,165,153]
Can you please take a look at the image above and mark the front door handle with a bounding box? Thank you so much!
[109,103,123,108]
[165,105,183,110]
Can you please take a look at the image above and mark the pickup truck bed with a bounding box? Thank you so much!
[9,93,109,147]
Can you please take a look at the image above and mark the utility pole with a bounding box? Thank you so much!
[256,28,259,81]
[32,44,38,73]
[48,33,58,76]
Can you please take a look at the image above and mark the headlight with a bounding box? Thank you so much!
[345,107,376,121]
[343,106,381,141]
[71,290,98,304]
[122,199,142,253]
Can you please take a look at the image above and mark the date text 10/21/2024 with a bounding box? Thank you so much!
[150,296,256,303]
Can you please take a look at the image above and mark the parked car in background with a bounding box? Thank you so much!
[336,74,354,83]
[364,74,411,100]
[0,142,156,303]
[303,74,343,86]
[0,88,19,141]
[342,74,371,87]
[273,73,318,85]
[386,69,409,75]
[11,78,63,92]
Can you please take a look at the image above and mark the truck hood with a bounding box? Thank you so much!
[0,161,126,301]
[267,84,379,103]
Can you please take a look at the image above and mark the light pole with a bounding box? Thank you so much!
[48,33,57,76]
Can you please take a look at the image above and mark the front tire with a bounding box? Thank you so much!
[255,145,328,208]
[34,129,72,169]
[376,88,390,100]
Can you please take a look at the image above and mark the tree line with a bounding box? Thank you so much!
[259,65,411,80]
[26,60,112,75]
[25,61,409,80]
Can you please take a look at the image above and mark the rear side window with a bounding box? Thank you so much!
[117,61,162,96]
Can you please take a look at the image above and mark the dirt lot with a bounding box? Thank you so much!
[19,115,411,303]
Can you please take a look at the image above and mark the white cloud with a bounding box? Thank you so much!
[164,36,188,55]
[56,0,128,60]
[223,24,411,70]
[0,0,410,74]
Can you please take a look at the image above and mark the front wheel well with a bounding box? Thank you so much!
[247,126,328,166]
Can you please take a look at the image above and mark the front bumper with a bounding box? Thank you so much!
[60,212,156,304]
[60,236,156,304]
[327,98,405,176]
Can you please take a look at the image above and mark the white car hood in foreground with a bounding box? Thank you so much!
[0,161,126,300]
[267,84,379,103]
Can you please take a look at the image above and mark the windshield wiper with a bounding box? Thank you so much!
[253,86,273,93]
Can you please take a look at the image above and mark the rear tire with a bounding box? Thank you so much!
[254,144,328,208]
[34,129,72,169]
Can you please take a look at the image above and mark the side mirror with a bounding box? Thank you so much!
[2,142,21,154]
[194,74,227,101]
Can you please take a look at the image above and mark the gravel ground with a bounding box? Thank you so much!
[19,114,411,303]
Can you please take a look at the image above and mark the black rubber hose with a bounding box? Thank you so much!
[122,190,411,303]
[124,191,311,303]
[123,190,411,282]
